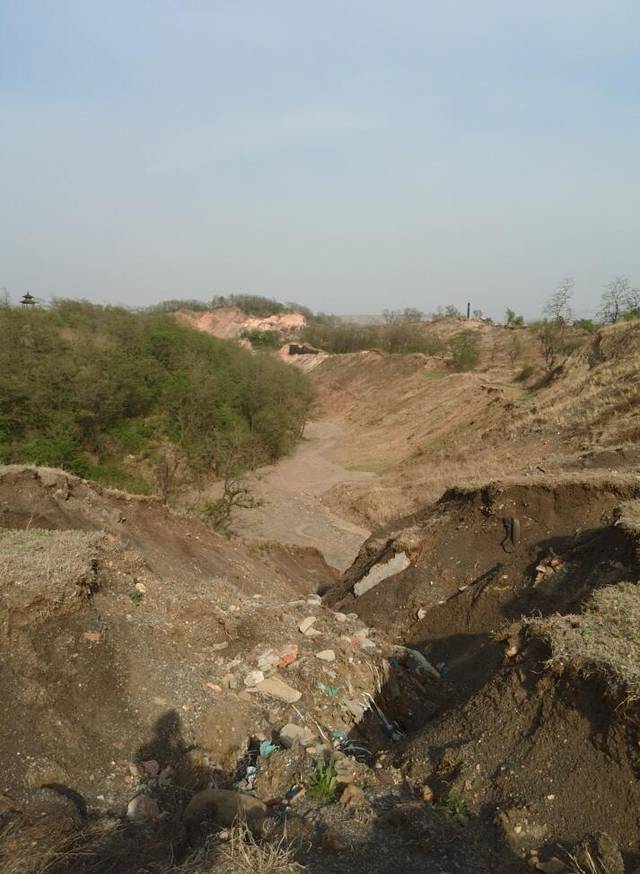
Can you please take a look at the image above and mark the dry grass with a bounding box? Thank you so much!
[175,821,304,874]
[528,579,640,698]
[566,849,613,874]
[0,817,112,874]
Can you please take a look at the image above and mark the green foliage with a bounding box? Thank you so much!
[0,301,312,492]
[437,792,467,816]
[573,318,596,332]
[301,317,446,356]
[505,308,525,327]
[241,328,282,349]
[128,589,144,604]
[202,476,262,537]
[149,294,314,321]
[308,758,337,803]
[449,331,480,371]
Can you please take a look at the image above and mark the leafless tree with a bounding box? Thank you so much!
[599,276,640,323]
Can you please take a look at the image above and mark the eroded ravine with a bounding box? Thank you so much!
[233,419,373,570]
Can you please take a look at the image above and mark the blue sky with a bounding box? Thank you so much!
[1,1,639,318]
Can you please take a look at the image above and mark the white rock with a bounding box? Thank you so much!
[279,723,315,748]
[334,612,348,623]
[244,670,265,687]
[316,650,335,662]
[299,616,317,634]
[255,676,302,703]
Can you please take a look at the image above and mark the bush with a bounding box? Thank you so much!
[301,318,446,356]
[449,331,480,371]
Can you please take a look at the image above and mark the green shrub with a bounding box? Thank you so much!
[449,331,480,371]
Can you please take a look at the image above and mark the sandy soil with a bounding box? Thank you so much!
[234,420,373,570]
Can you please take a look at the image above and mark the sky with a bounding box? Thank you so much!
[1,1,639,319]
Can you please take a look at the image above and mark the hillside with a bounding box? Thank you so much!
[310,320,640,526]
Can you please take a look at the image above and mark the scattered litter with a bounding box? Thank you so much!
[259,740,281,758]
[319,683,339,697]
[82,631,101,642]
[416,607,427,620]
[235,764,257,792]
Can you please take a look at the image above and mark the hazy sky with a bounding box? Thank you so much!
[2,1,639,318]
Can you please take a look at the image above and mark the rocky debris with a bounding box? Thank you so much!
[316,649,335,662]
[334,612,348,623]
[127,794,160,822]
[244,669,265,687]
[279,723,316,749]
[299,616,317,634]
[534,554,565,585]
[420,784,434,803]
[184,789,267,829]
[255,675,302,703]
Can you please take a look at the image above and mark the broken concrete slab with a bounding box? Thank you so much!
[353,551,411,597]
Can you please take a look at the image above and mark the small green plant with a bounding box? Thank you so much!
[437,792,467,816]
[128,589,144,605]
[308,758,337,803]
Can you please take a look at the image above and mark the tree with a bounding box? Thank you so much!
[505,308,524,327]
[543,277,574,325]
[599,276,640,324]
[537,278,575,372]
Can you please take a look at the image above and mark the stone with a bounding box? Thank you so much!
[142,759,160,778]
[421,784,434,803]
[316,649,335,662]
[184,789,267,829]
[343,699,365,721]
[279,723,315,749]
[127,794,160,822]
[276,644,299,667]
[334,612,348,623]
[244,669,265,687]
[340,784,367,807]
[416,607,427,620]
[307,594,322,605]
[299,616,317,634]
[353,551,411,597]
[255,676,302,703]
[305,628,322,638]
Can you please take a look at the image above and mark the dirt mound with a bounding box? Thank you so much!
[174,307,306,341]
[401,595,640,858]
